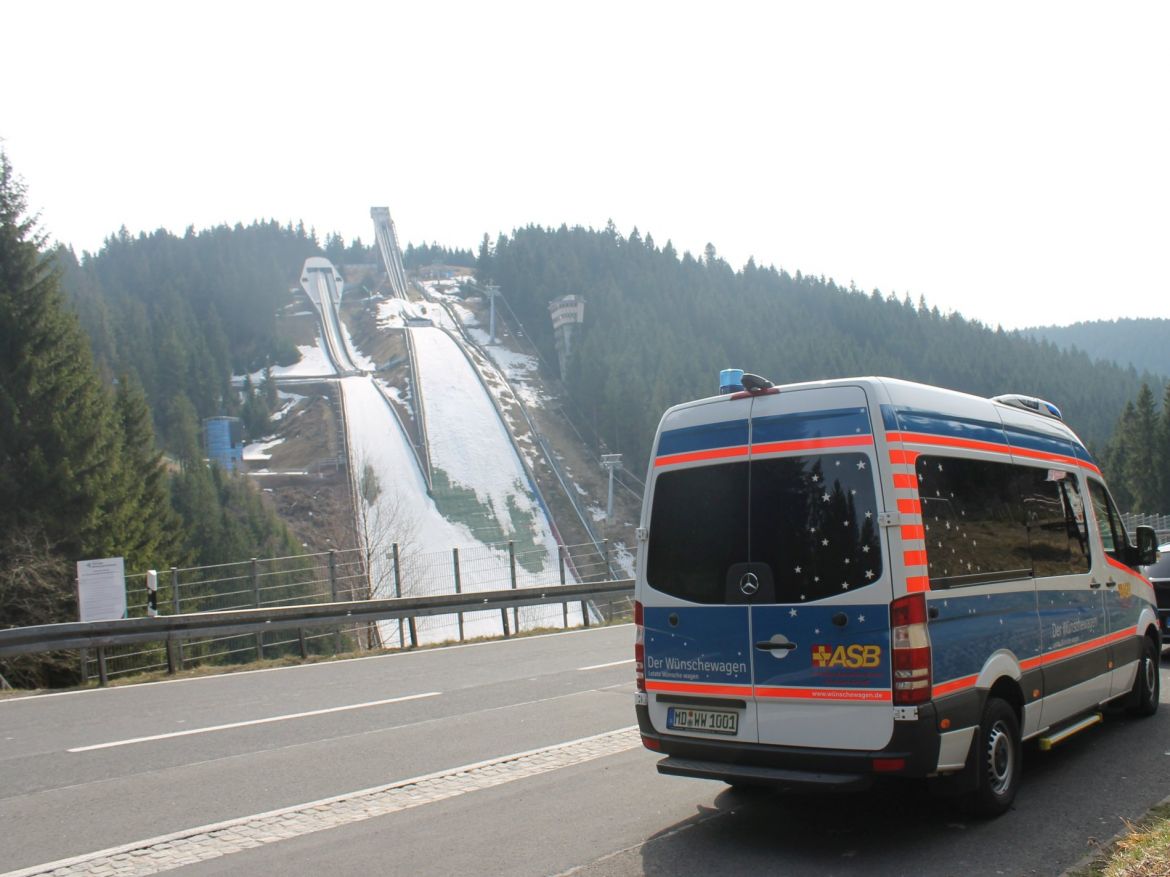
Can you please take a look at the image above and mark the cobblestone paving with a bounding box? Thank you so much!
[4,727,640,877]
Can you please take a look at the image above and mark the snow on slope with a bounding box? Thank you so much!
[410,326,560,582]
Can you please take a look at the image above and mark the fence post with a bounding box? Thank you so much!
[509,540,519,634]
[252,558,263,660]
[170,567,183,670]
[329,549,342,654]
[453,548,464,642]
[560,545,568,628]
[394,543,417,648]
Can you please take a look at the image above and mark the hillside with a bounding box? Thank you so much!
[1021,318,1170,378]
[481,225,1162,471]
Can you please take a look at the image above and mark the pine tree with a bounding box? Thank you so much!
[106,373,182,570]
[0,150,120,562]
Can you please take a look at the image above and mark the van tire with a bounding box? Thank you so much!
[962,697,1021,818]
[1127,636,1160,717]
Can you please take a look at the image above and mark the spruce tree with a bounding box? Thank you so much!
[0,151,120,562]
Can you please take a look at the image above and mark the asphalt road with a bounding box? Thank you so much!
[1,625,1168,876]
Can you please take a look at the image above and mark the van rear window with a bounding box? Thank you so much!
[646,454,883,604]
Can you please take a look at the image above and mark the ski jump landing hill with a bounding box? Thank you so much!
[293,212,585,646]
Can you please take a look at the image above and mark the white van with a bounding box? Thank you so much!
[633,375,1160,816]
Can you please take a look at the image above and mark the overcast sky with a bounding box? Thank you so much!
[3,1,1166,330]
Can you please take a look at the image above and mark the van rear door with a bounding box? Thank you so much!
[642,398,760,743]
[746,386,896,750]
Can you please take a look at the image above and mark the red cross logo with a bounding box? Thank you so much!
[811,644,833,667]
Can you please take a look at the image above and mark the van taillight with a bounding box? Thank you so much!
[890,593,931,705]
[634,600,646,692]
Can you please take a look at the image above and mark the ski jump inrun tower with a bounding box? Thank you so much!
[371,207,410,299]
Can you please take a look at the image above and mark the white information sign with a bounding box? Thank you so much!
[77,557,127,622]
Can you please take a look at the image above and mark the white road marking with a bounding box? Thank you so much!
[67,692,441,752]
[7,727,641,877]
[578,658,635,671]
[0,623,633,703]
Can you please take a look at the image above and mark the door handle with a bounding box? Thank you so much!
[1089,581,1102,589]
[755,641,797,651]
[1105,580,1118,588]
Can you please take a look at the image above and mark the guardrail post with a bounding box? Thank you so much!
[298,628,308,659]
[252,558,263,660]
[165,638,178,675]
[604,539,611,580]
[330,550,342,654]
[453,548,464,642]
[96,647,109,687]
[170,567,183,669]
[509,540,518,634]
[559,545,568,628]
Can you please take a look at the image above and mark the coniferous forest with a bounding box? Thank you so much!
[477,223,1165,484]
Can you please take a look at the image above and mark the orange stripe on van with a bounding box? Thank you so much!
[654,446,749,468]
[645,680,754,697]
[889,449,919,465]
[906,576,931,592]
[751,435,874,455]
[901,525,925,542]
[892,473,918,489]
[897,498,922,515]
[754,686,891,703]
[933,675,978,698]
[904,550,928,567]
[887,431,1013,458]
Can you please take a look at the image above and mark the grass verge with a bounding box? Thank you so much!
[1069,801,1170,877]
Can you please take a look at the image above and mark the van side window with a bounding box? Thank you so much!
[1087,479,1127,563]
[1020,470,1090,577]
[916,456,1031,588]
[916,457,1088,587]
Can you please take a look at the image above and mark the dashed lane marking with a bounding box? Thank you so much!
[5,726,641,877]
[67,692,441,752]
[578,659,634,671]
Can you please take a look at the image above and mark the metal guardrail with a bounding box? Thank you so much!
[0,580,634,678]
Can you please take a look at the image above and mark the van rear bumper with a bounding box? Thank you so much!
[637,703,942,788]
[657,755,874,791]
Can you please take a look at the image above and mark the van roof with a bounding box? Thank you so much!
[660,376,1093,468]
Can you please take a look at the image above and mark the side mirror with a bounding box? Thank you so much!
[1134,525,1159,567]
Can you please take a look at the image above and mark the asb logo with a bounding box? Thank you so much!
[811,644,882,669]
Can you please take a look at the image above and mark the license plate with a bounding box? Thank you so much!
[667,706,739,736]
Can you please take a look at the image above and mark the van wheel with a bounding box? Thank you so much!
[962,697,1021,818]
[1127,636,1160,717]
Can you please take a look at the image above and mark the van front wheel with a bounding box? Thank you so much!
[963,697,1021,818]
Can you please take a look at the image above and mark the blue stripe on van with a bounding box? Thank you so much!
[751,407,871,444]
[657,419,750,457]
[880,404,900,432]
[1002,424,1078,461]
[891,408,1007,446]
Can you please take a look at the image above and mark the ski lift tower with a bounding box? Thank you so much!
[548,294,585,377]
[485,284,501,343]
[601,453,622,523]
